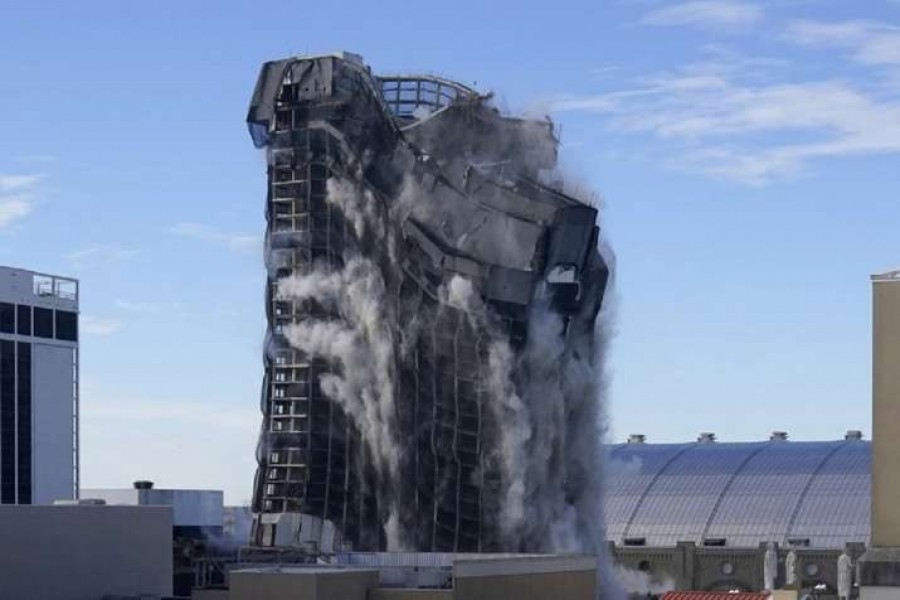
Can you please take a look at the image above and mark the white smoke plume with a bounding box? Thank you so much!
[325,178,383,240]
[278,178,406,550]
[486,339,532,542]
[273,138,620,597]
[614,566,675,597]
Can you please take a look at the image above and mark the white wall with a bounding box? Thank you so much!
[32,343,74,504]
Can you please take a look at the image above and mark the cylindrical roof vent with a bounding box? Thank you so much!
[133,480,154,490]
[698,432,717,443]
[770,431,789,442]
[627,434,646,444]
[845,430,863,441]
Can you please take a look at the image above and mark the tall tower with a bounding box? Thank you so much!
[0,266,78,505]
[859,271,900,597]
[871,271,900,547]
[246,52,609,553]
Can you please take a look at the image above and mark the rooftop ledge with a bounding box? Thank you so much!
[872,270,900,282]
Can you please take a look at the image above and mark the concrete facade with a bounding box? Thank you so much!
[0,504,172,599]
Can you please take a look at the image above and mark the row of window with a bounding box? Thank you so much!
[0,303,77,342]
[0,340,31,504]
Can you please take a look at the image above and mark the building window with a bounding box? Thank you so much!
[16,306,31,336]
[32,308,53,339]
[0,340,15,503]
[16,343,31,504]
[55,310,77,342]
[0,303,13,334]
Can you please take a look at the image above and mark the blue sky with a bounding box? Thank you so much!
[2,1,898,503]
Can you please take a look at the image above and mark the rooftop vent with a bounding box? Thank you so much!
[770,431,789,442]
[133,480,154,490]
[845,430,863,441]
[627,434,646,444]
[698,432,717,443]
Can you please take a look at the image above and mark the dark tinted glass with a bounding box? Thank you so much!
[55,311,77,342]
[0,340,14,503]
[16,305,31,336]
[16,342,30,504]
[0,303,13,334]
[33,308,53,339]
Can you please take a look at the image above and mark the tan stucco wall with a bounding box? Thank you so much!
[317,570,380,599]
[872,278,900,546]
[454,570,596,600]
[229,569,378,600]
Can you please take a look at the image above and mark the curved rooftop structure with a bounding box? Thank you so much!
[605,439,871,549]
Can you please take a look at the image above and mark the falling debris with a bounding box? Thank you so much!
[246,52,611,561]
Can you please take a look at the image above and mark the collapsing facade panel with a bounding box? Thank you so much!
[247,52,610,553]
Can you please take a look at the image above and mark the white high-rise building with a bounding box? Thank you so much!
[0,266,78,504]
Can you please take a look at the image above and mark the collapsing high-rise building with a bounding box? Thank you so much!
[246,52,610,554]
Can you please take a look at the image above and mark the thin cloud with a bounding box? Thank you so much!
[81,316,123,336]
[639,1,764,30]
[168,222,260,252]
[550,52,900,184]
[0,174,41,229]
[0,198,32,228]
[66,246,140,269]
[0,174,41,192]
[786,19,900,67]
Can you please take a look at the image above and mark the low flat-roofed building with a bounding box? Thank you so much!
[0,503,172,599]
[83,482,224,529]
[195,553,598,600]
[84,481,226,596]
[230,567,378,600]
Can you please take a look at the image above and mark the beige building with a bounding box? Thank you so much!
[860,271,900,598]
[193,554,598,600]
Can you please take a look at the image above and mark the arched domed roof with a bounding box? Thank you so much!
[605,439,870,549]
